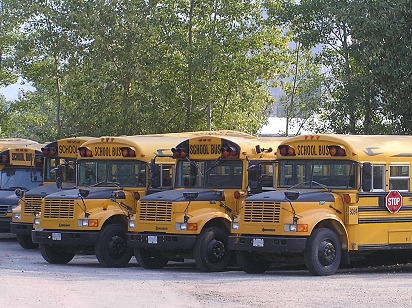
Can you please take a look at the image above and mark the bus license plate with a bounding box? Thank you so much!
[252,238,264,247]
[52,233,62,241]
[148,236,158,244]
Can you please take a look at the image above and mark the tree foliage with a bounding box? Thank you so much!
[272,0,412,135]
[1,0,289,141]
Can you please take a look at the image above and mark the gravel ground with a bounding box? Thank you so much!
[2,233,412,308]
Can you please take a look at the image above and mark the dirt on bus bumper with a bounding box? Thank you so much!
[32,229,100,246]
[10,222,33,235]
[228,235,307,253]
[127,233,197,250]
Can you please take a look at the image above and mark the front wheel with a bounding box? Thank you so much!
[237,251,271,274]
[304,228,341,276]
[95,224,133,267]
[194,226,232,272]
[134,248,169,269]
[39,244,75,264]
[17,234,39,249]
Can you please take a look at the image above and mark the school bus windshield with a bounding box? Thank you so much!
[0,168,42,190]
[78,160,147,187]
[43,158,77,182]
[278,159,357,189]
[175,159,243,189]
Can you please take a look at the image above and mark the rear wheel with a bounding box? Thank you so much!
[237,251,271,274]
[134,248,169,269]
[194,226,232,272]
[39,244,75,264]
[17,234,39,249]
[95,224,133,267]
[304,228,341,276]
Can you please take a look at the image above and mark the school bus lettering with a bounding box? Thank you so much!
[58,144,78,155]
[189,144,221,156]
[93,146,123,157]
[11,153,26,161]
[296,144,330,156]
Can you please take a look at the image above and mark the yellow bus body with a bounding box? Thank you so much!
[127,133,286,272]
[11,137,94,249]
[0,143,43,233]
[229,134,412,276]
[31,132,220,267]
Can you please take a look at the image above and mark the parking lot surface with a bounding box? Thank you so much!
[2,233,412,308]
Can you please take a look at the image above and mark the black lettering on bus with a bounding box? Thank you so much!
[59,145,78,154]
[12,153,25,161]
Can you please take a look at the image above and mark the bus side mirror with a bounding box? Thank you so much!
[53,165,63,189]
[150,160,160,188]
[248,162,262,194]
[362,162,371,192]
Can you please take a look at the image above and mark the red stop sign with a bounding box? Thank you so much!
[385,190,402,213]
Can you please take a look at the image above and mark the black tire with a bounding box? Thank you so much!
[39,244,75,264]
[194,226,232,272]
[17,234,39,249]
[134,247,169,269]
[304,228,341,276]
[95,224,133,267]
[237,250,271,274]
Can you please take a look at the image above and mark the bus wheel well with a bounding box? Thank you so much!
[314,219,348,252]
[102,215,128,229]
[203,218,230,233]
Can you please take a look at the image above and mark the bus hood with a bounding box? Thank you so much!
[141,189,225,202]
[23,183,63,198]
[246,190,335,203]
[43,187,117,200]
[0,190,19,205]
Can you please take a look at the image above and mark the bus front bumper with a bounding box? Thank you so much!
[0,217,12,233]
[228,235,307,253]
[10,222,33,235]
[127,233,197,250]
[32,229,100,246]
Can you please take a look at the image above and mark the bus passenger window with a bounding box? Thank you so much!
[371,165,385,191]
[389,165,409,191]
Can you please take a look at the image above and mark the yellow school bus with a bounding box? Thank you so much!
[229,134,412,276]
[31,133,201,267]
[0,144,43,233]
[126,132,285,272]
[11,137,94,249]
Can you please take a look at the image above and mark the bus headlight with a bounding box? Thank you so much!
[284,224,308,232]
[175,223,197,231]
[77,219,98,227]
[34,218,41,226]
[232,222,239,230]
[129,220,136,229]
[13,213,21,220]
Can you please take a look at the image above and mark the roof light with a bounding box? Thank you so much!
[329,146,346,157]
[221,147,237,158]
[78,147,92,157]
[121,147,136,157]
[278,145,295,156]
[171,148,187,158]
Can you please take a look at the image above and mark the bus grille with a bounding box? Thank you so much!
[139,201,172,222]
[43,199,74,219]
[243,201,281,223]
[24,196,43,214]
[0,205,8,216]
